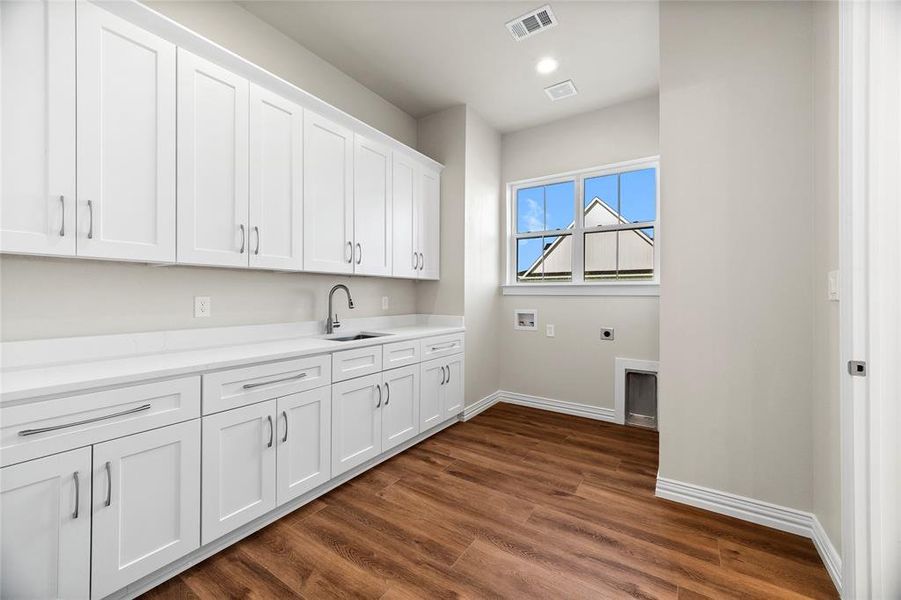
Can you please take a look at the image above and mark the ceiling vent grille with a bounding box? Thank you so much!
[544,79,578,101]
[506,5,558,41]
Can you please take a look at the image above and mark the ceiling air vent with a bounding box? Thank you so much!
[544,79,578,101]
[506,5,558,41]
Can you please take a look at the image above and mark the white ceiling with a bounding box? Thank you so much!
[238,1,659,133]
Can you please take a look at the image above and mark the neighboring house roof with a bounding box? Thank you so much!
[520,197,653,280]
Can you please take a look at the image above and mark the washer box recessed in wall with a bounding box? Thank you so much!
[514,309,538,331]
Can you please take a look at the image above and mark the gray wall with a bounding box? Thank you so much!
[0,0,420,342]
[658,1,815,511]
[498,96,660,408]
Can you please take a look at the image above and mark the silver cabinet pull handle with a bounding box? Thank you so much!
[385,382,390,406]
[87,200,94,239]
[239,224,246,254]
[267,415,274,448]
[104,461,112,507]
[419,253,424,270]
[431,342,457,352]
[413,252,418,270]
[355,242,362,265]
[72,471,80,519]
[59,195,65,237]
[446,365,451,384]
[281,410,288,443]
[253,226,260,255]
[18,403,152,437]
[440,366,446,385]
[346,241,353,263]
[242,372,307,390]
[376,384,382,408]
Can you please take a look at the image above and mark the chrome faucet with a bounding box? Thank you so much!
[326,284,355,334]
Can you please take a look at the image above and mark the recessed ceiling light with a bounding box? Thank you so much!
[536,57,558,75]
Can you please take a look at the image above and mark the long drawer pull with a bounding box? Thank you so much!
[18,404,152,437]
[430,342,458,352]
[72,471,80,519]
[242,372,307,390]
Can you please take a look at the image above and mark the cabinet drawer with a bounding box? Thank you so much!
[421,334,465,361]
[1,377,200,468]
[382,339,420,369]
[332,345,383,383]
[202,355,330,415]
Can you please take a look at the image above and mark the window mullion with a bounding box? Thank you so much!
[573,174,585,284]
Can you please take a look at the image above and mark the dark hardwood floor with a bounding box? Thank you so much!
[142,403,837,599]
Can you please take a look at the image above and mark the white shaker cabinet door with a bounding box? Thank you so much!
[353,135,392,276]
[303,111,354,274]
[442,354,465,419]
[419,358,445,431]
[202,400,277,544]
[331,373,382,476]
[0,0,76,257]
[0,447,91,600]
[381,364,420,452]
[91,420,200,600]
[418,168,441,280]
[277,387,331,505]
[391,153,419,279]
[249,84,303,271]
[76,2,176,262]
[177,49,249,267]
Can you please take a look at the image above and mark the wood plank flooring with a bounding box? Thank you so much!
[142,403,837,599]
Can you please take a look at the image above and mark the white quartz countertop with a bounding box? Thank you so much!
[0,315,464,404]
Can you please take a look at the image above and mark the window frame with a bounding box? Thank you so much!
[504,156,660,295]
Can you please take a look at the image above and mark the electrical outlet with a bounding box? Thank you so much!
[194,296,211,318]
[600,327,615,341]
[382,296,389,310]
[828,270,840,301]
[546,324,555,337]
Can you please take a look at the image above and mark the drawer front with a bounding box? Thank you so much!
[332,346,383,383]
[382,339,420,369]
[421,334,465,361]
[1,377,200,468]
[202,355,331,415]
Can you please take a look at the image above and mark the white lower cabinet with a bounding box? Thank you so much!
[1,447,92,600]
[332,373,382,476]
[382,365,420,452]
[420,354,465,430]
[201,400,276,545]
[277,387,331,505]
[91,420,200,600]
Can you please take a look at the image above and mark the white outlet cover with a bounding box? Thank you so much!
[382,296,389,310]
[828,270,840,301]
[546,324,555,337]
[194,296,211,318]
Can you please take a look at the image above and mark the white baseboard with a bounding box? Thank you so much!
[464,390,617,423]
[656,476,842,594]
[462,391,501,420]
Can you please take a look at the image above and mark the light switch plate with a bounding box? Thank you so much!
[382,296,389,310]
[828,270,840,301]
[194,296,211,318]
[546,324,555,337]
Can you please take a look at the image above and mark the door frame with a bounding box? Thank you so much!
[839,1,901,597]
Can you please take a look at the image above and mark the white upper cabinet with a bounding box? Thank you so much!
[0,0,76,257]
[353,135,392,276]
[91,420,200,600]
[1,447,91,600]
[249,84,304,271]
[177,49,249,267]
[419,168,441,280]
[303,111,354,274]
[391,154,418,279]
[76,3,176,262]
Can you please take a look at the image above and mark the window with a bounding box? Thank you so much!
[507,157,659,292]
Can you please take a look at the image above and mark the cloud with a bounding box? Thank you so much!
[519,197,544,231]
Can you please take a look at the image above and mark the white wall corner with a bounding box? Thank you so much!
[656,476,842,594]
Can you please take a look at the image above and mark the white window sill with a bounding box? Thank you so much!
[501,283,660,297]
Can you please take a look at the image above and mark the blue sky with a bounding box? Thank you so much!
[516,168,656,274]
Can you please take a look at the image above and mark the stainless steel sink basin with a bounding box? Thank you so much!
[326,332,391,342]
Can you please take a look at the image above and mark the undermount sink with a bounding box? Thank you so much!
[326,332,391,342]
